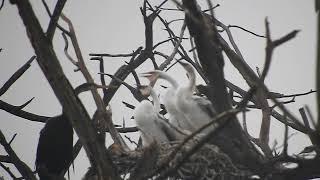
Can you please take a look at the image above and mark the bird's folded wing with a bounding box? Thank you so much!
[192,95,217,118]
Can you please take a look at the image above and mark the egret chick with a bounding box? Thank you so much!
[134,85,174,146]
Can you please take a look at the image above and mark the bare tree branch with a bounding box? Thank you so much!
[0,0,4,11]
[9,1,121,179]
[46,0,67,41]
[0,56,36,97]
[228,25,266,38]
[41,0,70,35]
[0,130,36,180]
[60,13,128,150]
[182,0,266,174]
[0,162,18,179]
[0,100,49,123]
[158,20,186,70]
[0,155,12,163]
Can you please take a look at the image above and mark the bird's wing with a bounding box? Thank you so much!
[192,95,216,118]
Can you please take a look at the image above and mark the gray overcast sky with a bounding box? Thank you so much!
[0,0,317,179]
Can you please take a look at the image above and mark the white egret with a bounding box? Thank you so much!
[176,61,216,133]
[141,71,195,132]
[134,85,177,146]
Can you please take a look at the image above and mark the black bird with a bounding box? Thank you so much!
[36,113,73,180]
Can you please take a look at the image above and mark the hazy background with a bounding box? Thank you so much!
[0,0,317,179]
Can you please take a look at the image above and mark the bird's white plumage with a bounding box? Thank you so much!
[175,62,216,133]
[134,86,170,146]
[151,71,194,131]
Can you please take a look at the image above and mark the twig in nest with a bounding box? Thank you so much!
[283,117,289,156]
[145,108,242,179]
[299,107,311,130]
[155,88,256,179]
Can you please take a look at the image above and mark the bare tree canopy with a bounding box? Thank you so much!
[0,0,319,179]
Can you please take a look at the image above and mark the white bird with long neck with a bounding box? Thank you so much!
[134,85,176,146]
[175,61,216,133]
[141,71,194,131]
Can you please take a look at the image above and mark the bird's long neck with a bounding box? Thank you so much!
[187,68,196,93]
[149,88,161,113]
[159,71,179,89]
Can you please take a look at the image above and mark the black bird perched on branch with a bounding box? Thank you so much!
[35,113,73,180]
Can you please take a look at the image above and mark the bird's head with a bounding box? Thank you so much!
[137,85,152,97]
[140,70,161,86]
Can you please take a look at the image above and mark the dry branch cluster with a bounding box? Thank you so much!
[0,0,320,180]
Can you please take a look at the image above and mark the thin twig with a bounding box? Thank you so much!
[158,21,186,70]
[212,15,244,59]
[0,162,17,179]
[167,18,184,25]
[219,23,308,134]
[0,56,36,96]
[270,89,317,99]
[74,83,110,95]
[304,105,316,130]
[60,13,128,150]
[283,118,289,155]
[0,100,49,123]
[46,0,67,41]
[61,32,78,67]
[0,0,4,11]
[122,101,135,110]
[41,0,70,35]
[8,133,17,145]
[202,3,220,12]
[89,52,137,58]
[99,73,144,102]
[90,56,109,97]
[270,97,295,109]
[157,7,183,11]
[228,25,266,38]
[124,135,138,146]
[299,107,311,130]
[18,97,35,110]
[153,36,187,50]
[189,37,200,67]
[0,130,36,180]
